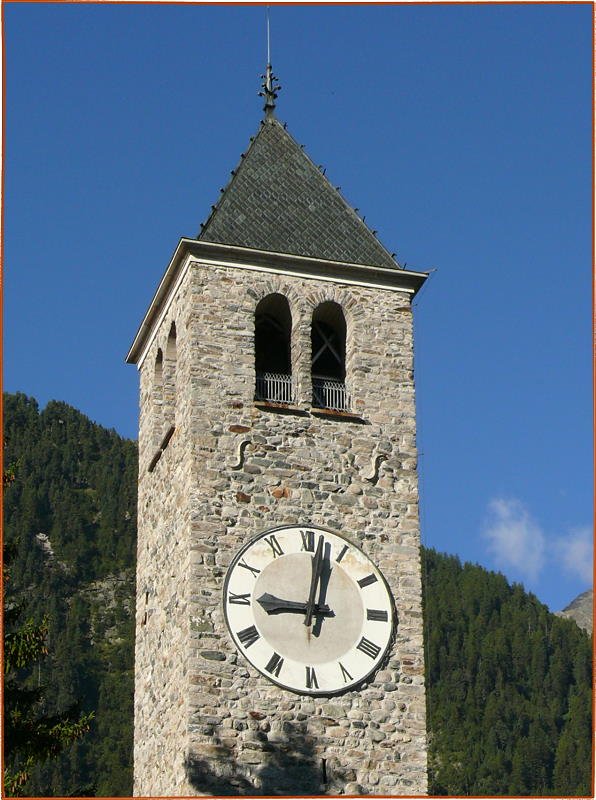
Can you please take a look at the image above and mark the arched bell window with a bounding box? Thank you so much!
[254,294,294,404]
[311,302,349,411]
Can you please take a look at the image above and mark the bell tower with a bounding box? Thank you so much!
[127,66,428,796]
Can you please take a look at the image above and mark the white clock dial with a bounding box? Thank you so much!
[223,525,394,695]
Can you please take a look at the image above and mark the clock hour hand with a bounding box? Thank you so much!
[304,534,325,627]
[256,592,333,616]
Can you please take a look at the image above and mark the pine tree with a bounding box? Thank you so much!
[4,540,93,796]
[4,394,592,796]
[553,687,593,795]
[3,395,137,795]
[423,546,592,796]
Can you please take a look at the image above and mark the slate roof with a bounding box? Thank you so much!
[198,117,399,270]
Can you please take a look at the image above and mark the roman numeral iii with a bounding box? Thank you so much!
[366,608,388,622]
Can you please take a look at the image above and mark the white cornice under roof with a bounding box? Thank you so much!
[126,239,428,368]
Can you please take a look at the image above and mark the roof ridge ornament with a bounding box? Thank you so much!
[258,9,281,117]
[259,62,281,118]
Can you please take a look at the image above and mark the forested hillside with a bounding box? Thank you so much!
[423,549,592,795]
[3,393,592,796]
[4,393,137,795]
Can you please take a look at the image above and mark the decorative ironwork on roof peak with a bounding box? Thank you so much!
[259,63,281,117]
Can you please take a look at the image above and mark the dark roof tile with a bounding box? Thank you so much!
[198,118,399,270]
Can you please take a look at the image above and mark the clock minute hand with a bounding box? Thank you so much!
[304,534,325,627]
[256,592,332,616]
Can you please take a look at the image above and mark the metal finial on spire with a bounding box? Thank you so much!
[259,63,281,116]
[258,8,281,117]
[267,6,271,64]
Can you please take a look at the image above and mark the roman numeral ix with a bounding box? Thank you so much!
[228,591,251,606]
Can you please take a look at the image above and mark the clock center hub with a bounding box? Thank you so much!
[253,553,363,664]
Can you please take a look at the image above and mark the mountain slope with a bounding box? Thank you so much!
[3,393,592,796]
[423,548,592,795]
[3,393,137,796]
[557,589,593,634]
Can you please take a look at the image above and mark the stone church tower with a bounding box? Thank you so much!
[127,65,428,796]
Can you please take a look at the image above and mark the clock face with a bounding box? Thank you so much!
[223,525,394,695]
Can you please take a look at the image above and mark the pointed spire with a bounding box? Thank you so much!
[259,63,281,118]
[198,121,399,269]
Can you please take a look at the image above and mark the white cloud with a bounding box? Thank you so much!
[483,498,593,590]
[552,526,593,585]
[483,497,546,583]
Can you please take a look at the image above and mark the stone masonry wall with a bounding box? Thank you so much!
[134,257,427,795]
[134,273,195,795]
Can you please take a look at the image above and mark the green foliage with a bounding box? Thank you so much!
[4,536,93,796]
[3,393,137,796]
[4,393,592,796]
[4,614,48,673]
[422,547,593,796]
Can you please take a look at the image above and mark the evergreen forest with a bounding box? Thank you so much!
[4,394,137,795]
[3,392,593,796]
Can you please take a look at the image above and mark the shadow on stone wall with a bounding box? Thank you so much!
[185,721,346,796]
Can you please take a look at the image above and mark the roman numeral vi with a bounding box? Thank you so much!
[305,666,319,689]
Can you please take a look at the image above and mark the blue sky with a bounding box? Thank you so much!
[4,3,592,613]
